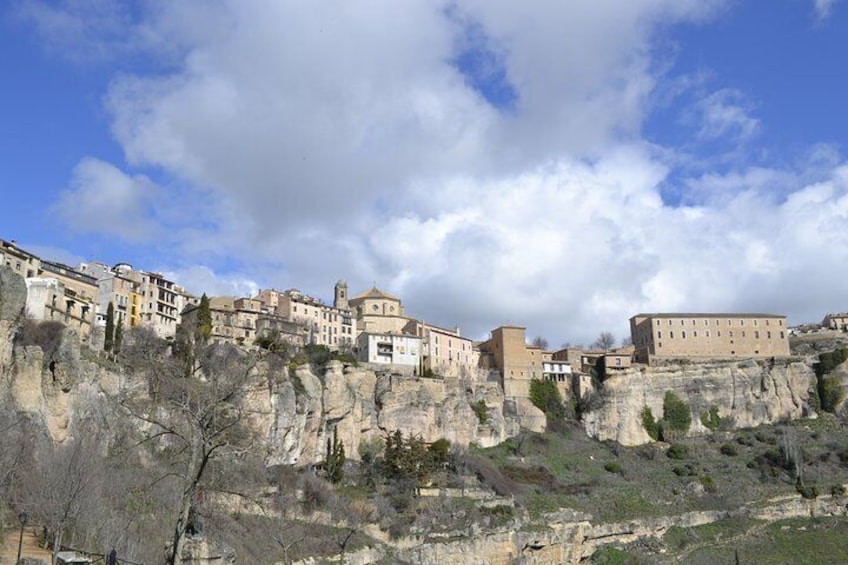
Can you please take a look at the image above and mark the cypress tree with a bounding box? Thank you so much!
[114,316,124,354]
[104,302,115,352]
[197,294,212,343]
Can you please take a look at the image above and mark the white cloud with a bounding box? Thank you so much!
[52,157,160,242]
[813,0,840,20]
[695,89,759,143]
[36,1,848,345]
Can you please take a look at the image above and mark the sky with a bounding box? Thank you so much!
[2,0,848,347]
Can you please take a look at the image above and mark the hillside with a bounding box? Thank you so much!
[3,264,848,563]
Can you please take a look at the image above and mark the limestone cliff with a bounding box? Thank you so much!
[582,359,816,445]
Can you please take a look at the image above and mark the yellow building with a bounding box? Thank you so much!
[631,313,790,364]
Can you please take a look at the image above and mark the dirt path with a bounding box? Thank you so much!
[1,527,53,564]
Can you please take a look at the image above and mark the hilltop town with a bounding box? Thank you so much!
[5,236,848,564]
[5,237,846,405]
[3,237,846,409]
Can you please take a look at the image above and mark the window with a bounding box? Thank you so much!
[670,331,674,338]
[658,331,662,338]
[780,331,784,339]
[694,331,698,337]
[682,331,686,339]
[767,331,771,339]
[755,331,759,339]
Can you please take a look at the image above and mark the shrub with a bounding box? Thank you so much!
[720,443,738,456]
[663,391,692,438]
[472,399,488,424]
[796,479,819,499]
[667,443,689,460]
[673,463,697,477]
[641,406,659,441]
[15,319,64,365]
[700,404,721,432]
[604,462,623,474]
[820,375,844,413]
[832,484,846,497]
[700,475,717,493]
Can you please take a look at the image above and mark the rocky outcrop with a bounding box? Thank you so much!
[582,359,816,445]
[253,361,538,466]
[0,265,26,370]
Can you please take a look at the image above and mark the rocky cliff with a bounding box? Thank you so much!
[0,263,543,464]
[582,359,816,445]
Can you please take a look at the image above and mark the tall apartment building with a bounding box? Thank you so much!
[78,260,141,328]
[630,313,790,364]
[33,260,99,339]
[255,281,355,349]
[114,267,189,339]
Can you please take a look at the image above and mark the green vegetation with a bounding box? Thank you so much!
[324,426,345,484]
[104,301,115,352]
[641,406,659,440]
[663,391,692,438]
[814,347,848,413]
[472,399,488,424]
[700,404,722,431]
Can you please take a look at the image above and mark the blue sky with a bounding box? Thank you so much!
[2,0,847,346]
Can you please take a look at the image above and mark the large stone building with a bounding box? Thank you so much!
[348,286,409,334]
[255,281,356,349]
[402,319,479,378]
[478,326,546,398]
[822,312,848,331]
[630,313,790,363]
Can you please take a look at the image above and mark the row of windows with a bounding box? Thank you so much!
[658,329,784,340]
[656,318,783,327]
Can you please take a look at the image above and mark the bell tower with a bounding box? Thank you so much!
[334,279,349,310]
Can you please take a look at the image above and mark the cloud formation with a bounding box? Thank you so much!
[34,1,848,345]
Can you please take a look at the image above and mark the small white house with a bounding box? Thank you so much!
[356,332,422,367]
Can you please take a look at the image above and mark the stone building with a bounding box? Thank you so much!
[255,281,355,349]
[630,313,790,364]
[478,326,547,398]
[0,239,40,278]
[348,286,409,334]
[37,260,99,339]
[822,312,848,331]
[402,319,479,378]
[78,260,140,328]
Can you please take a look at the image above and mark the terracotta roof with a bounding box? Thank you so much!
[351,286,401,302]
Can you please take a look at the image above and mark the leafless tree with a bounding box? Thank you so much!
[120,342,260,564]
[531,336,549,350]
[592,331,616,352]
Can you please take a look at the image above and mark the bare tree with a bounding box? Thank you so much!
[592,331,616,352]
[120,342,260,564]
[531,336,549,350]
[19,427,105,564]
[620,336,633,347]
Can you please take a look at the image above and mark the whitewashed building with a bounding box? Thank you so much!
[356,332,422,368]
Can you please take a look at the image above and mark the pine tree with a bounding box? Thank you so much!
[104,302,115,352]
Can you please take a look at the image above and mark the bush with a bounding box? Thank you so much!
[796,479,819,499]
[15,319,64,365]
[700,405,721,432]
[667,443,689,460]
[641,406,659,441]
[700,475,717,493]
[604,462,623,474]
[831,484,846,497]
[663,391,692,438]
[820,375,844,413]
[720,443,738,456]
[472,399,488,424]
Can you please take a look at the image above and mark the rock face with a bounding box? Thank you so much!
[252,361,540,465]
[0,265,26,370]
[582,359,816,445]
